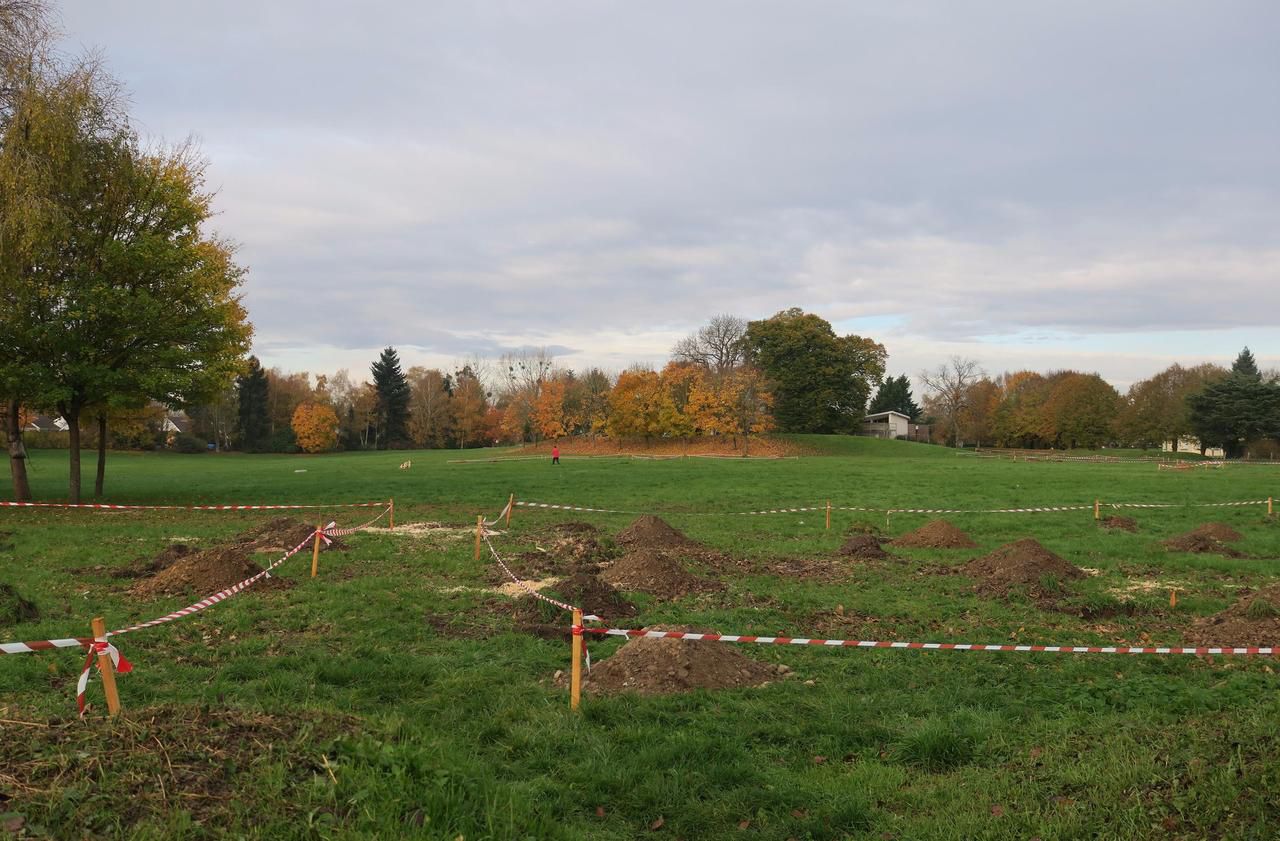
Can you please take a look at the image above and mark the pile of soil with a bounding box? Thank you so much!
[1185,584,1280,648]
[113,542,197,578]
[838,535,893,561]
[578,625,780,695]
[512,573,638,640]
[496,523,617,582]
[890,520,978,549]
[1161,523,1245,556]
[127,518,323,599]
[0,583,39,626]
[615,516,702,552]
[1100,516,1139,532]
[601,549,723,600]
[962,538,1084,598]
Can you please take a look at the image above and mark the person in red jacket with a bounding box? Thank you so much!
[551,445,560,465]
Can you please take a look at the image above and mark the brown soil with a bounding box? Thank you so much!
[616,515,702,552]
[0,704,356,829]
[962,538,1084,598]
[0,583,39,626]
[1100,516,1139,532]
[1161,524,1245,556]
[492,523,617,582]
[513,573,638,640]
[1185,585,1280,648]
[600,549,723,600]
[890,520,978,549]
[576,625,781,695]
[113,542,196,578]
[127,518,325,599]
[837,535,893,561]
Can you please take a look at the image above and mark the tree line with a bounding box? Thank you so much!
[916,349,1280,458]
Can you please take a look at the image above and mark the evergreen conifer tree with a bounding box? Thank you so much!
[235,356,270,451]
[371,346,411,448]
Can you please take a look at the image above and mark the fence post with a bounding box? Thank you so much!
[311,524,323,578]
[826,500,831,530]
[570,608,584,711]
[1094,499,1101,521]
[507,493,515,527]
[90,617,121,717]
[1269,496,1274,517]
[474,515,484,561]
[389,498,395,530]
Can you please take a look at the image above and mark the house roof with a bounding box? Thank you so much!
[864,411,912,422]
[23,415,68,432]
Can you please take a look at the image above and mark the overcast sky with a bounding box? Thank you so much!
[58,1,1280,390]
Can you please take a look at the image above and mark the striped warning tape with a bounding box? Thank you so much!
[516,498,1271,517]
[322,503,394,537]
[0,500,389,511]
[583,627,1276,656]
[482,529,580,614]
[1,637,93,655]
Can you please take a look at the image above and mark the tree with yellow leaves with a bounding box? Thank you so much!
[291,402,339,453]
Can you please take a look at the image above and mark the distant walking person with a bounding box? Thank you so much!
[551,445,560,465]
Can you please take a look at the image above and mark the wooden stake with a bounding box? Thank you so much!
[474,515,484,561]
[389,498,395,530]
[1094,499,1101,521]
[311,524,322,578]
[91,617,121,717]
[1269,496,1274,516]
[507,493,515,527]
[1169,590,1177,609]
[570,608,583,711]
[825,500,831,530]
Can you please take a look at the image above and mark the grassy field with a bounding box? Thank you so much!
[2,438,1279,840]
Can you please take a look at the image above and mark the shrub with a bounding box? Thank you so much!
[172,434,206,454]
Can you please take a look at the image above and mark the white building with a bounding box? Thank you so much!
[1161,437,1225,459]
[862,410,911,439]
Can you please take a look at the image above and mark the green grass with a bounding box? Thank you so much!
[2,440,1280,839]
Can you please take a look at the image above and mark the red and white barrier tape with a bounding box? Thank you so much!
[1,500,388,511]
[76,638,133,716]
[482,530,580,613]
[516,498,1271,517]
[1,637,93,656]
[322,503,394,537]
[583,627,1276,656]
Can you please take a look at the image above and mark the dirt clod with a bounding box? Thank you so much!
[615,515,701,552]
[1100,516,1139,532]
[0,583,39,626]
[838,535,892,561]
[601,550,723,600]
[890,520,978,549]
[1161,524,1245,556]
[577,625,778,695]
[962,538,1084,598]
[127,518,323,599]
[1185,584,1280,648]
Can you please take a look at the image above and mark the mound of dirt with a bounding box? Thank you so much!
[128,518,321,599]
[1185,585,1280,648]
[512,573,638,640]
[1100,516,1139,532]
[615,516,701,552]
[113,542,196,578]
[578,625,780,695]
[1161,524,1245,556]
[962,538,1084,598]
[890,520,978,549]
[0,583,39,626]
[838,535,892,561]
[601,549,723,600]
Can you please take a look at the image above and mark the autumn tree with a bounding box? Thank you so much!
[532,378,568,442]
[672,314,749,374]
[745,309,885,434]
[1115,363,1226,449]
[291,402,339,453]
[370,347,410,449]
[1044,372,1120,449]
[919,356,984,447]
[957,378,1000,447]
[451,365,489,447]
[406,367,454,448]
[607,369,668,442]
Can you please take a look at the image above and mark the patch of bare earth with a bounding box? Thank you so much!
[962,538,1084,599]
[572,625,781,695]
[1161,524,1246,556]
[1185,584,1280,648]
[600,549,723,600]
[127,518,331,599]
[837,535,894,562]
[890,520,978,549]
[490,522,617,583]
[513,573,638,640]
[1101,516,1139,532]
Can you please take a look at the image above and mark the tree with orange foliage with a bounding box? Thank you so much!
[533,379,567,442]
[291,402,339,453]
[607,369,669,443]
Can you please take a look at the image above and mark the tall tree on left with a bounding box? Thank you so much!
[370,347,410,449]
[0,29,251,502]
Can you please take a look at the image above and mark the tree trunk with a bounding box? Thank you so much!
[64,407,82,504]
[94,413,108,498]
[5,399,32,502]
